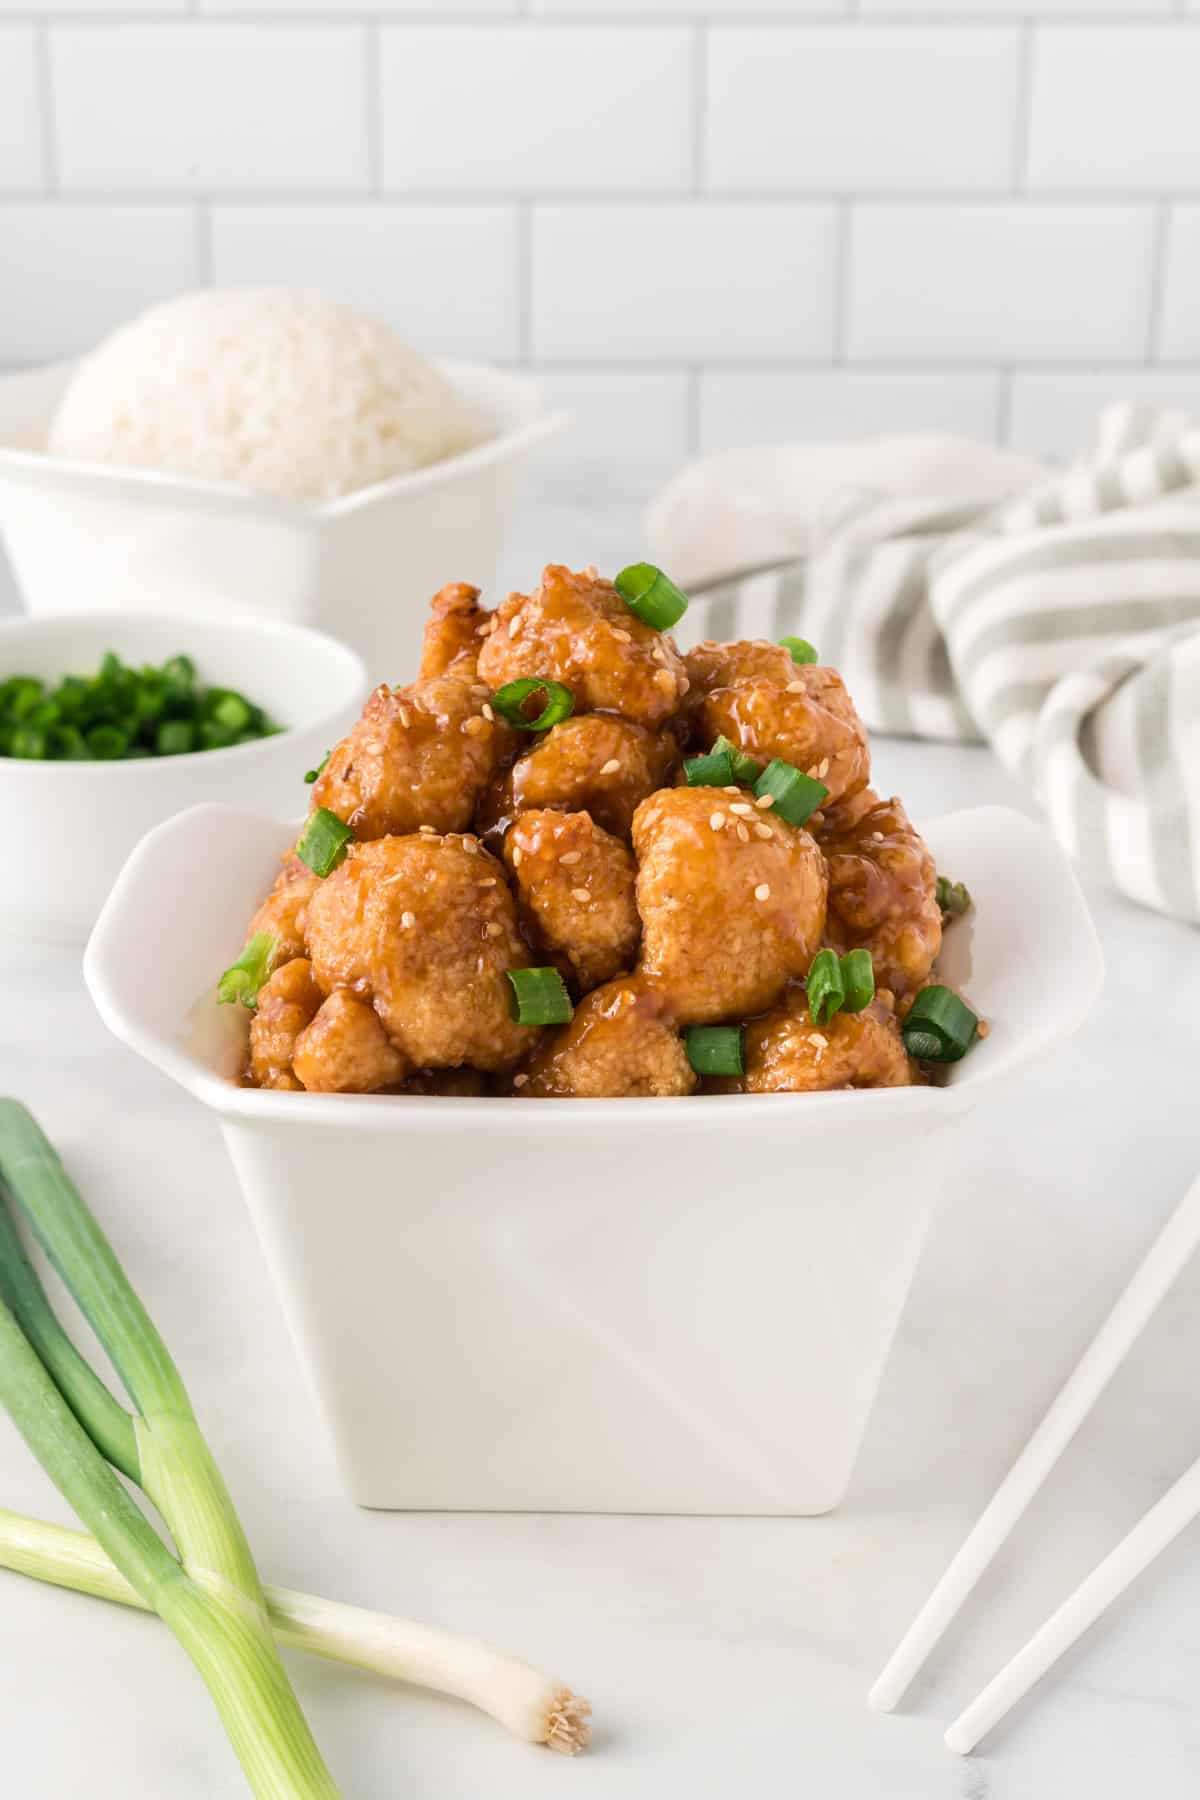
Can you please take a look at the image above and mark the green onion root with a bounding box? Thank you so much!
[0,1508,591,1754]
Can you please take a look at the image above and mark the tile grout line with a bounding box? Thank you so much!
[832,203,851,365]
[194,202,213,286]
[518,199,533,365]
[1146,200,1171,363]
[691,20,706,195]
[1011,18,1034,193]
[365,17,382,197]
[34,20,57,195]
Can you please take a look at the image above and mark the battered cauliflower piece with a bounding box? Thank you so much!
[477,714,677,843]
[687,641,870,808]
[418,580,489,680]
[292,990,409,1094]
[730,994,918,1093]
[503,810,639,993]
[248,958,322,1090]
[477,563,689,729]
[819,790,942,1007]
[632,787,828,1026]
[521,977,696,1099]
[304,833,532,1071]
[311,675,515,840]
[245,853,319,964]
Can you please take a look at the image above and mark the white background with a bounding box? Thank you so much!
[4,1,1200,461]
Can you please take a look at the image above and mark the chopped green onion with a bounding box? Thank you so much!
[86,724,128,760]
[304,749,331,785]
[506,966,573,1027]
[210,691,253,734]
[295,807,354,879]
[780,637,818,666]
[684,748,735,787]
[840,948,875,1013]
[491,678,575,732]
[711,735,761,783]
[902,984,978,1062]
[685,1025,744,1078]
[753,758,828,829]
[936,874,972,917]
[10,724,46,760]
[217,932,277,1010]
[613,563,689,631]
[806,949,845,1027]
[155,719,194,756]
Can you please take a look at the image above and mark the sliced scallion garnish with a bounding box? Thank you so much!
[780,637,818,665]
[936,874,972,917]
[684,747,735,787]
[711,735,761,783]
[806,949,845,1027]
[491,678,575,732]
[295,807,354,878]
[506,966,573,1027]
[685,1025,744,1077]
[902,985,978,1062]
[613,562,689,631]
[304,749,331,785]
[216,931,277,1011]
[840,948,875,1013]
[752,758,828,829]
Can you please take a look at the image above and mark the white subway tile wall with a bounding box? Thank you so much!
[2,8,1200,463]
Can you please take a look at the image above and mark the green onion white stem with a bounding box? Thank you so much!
[0,1507,590,1754]
[0,1099,340,1798]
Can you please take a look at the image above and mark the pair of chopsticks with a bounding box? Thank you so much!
[870,1171,1200,1753]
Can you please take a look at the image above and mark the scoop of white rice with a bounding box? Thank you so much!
[48,288,483,503]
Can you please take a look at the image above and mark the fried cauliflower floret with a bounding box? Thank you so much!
[477,714,677,843]
[503,810,639,994]
[304,833,532,1071]
[247,958,322,1090]
[418,580,489,680]
[632,787,827,1026]
[292,990,409,1094]
[688,641,870,808]
[731,994,918,1093]
[311,676,515,841]
[477,563,689,729]
[521,976,696,1098]
[245,854,319,964]
[819,790,941,1008]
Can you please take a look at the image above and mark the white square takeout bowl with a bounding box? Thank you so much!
[0,359,561,677]
[85,802,1102,1516]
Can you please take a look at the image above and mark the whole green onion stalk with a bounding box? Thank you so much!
[0,1100,340,1798]
[0,1507,590,1754]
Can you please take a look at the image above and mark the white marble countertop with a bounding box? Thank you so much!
[2,464,1200,1797]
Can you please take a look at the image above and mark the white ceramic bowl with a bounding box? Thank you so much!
[85,802,1103,1515]
[1,612,365,943]
[0,359,561,678]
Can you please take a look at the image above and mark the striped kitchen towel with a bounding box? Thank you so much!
[647,405,1200,926]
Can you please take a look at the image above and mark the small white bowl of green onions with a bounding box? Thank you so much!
[0,610,366,942]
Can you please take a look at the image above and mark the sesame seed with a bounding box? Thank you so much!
[583,564,598,580]
[809,1033,828,1049]
[679,676,690,694]
[729,802,753,817]
[872,830,885,842]
[723,786,739,796]
[709,810,726,831]
[511,845,523,866]
[818,759,830,778]
[462,838,479,854]
[482,702,495,722]
[652,645,666,663]
[612,628,632,644]
[787,680,805,694]
[754,883,770,901]
[476,956,485,973]
[654,669,676,695]
[754,823,773,840]
[755,794,775,810]
[475,621,490,636]
[397,707,411,728]
[559,851,582,865]
[477,878,497,888]
[877,988,895,1010]
[599,758,621,775]
[401,911,416,928]
[463,715,484,735]
[977,1019,991,1039]
[509,616,523,639]
[419,824,437,835]
[472,684,490,697]
[736,823,750,843]
[513,1072,530,1088]
[486,922,503,937]
[571,887,590,904]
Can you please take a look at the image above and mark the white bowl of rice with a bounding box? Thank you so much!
[0,290,561,676]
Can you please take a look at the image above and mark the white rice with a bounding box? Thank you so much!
[48,288,484,504]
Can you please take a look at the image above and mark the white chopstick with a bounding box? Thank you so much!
[869,1171,1200,1717]
[945,1447,1200,1753]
